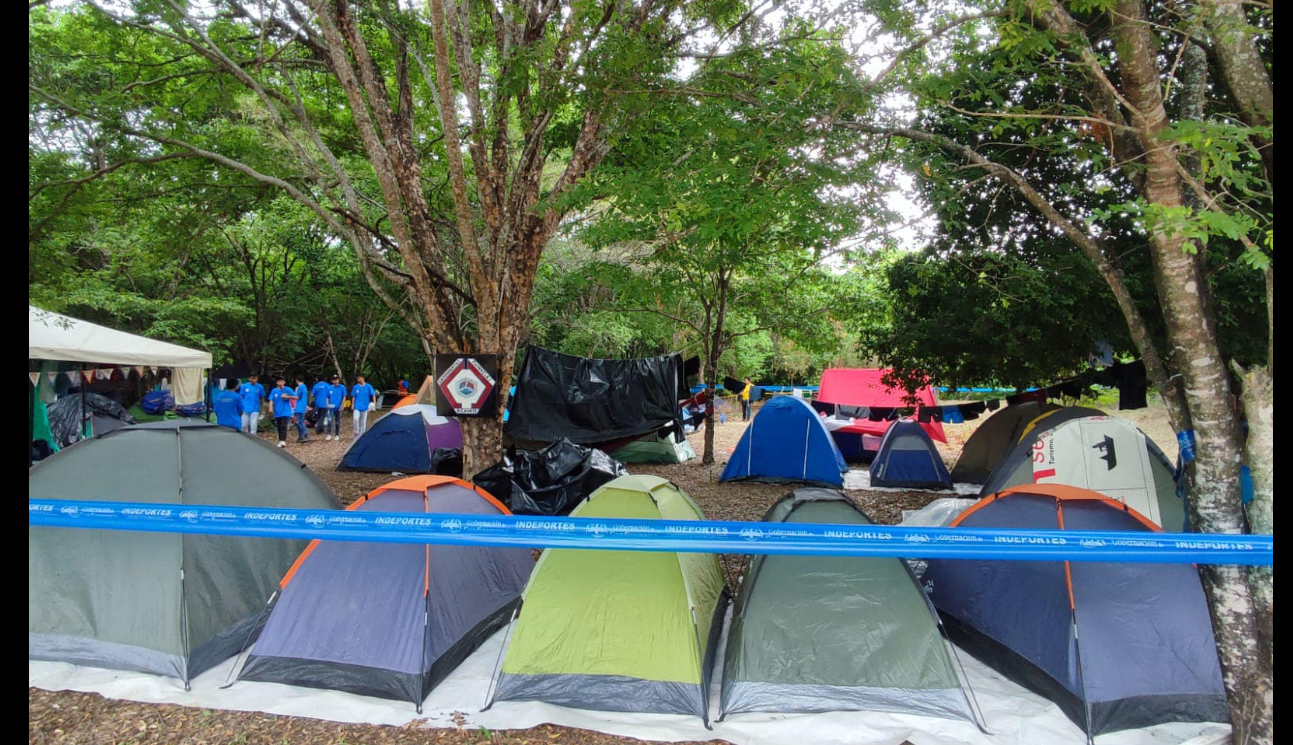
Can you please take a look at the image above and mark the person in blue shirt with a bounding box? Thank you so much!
[351,374,377,438]
[238,374,266,435]
[212,379,244,431]
[268,376,298,448]
[325,374,347,440]
[292,374,311,443]
[310,376,331,435]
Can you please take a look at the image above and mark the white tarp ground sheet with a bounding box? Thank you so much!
[29,306,212,368]
[30,611,1231,745]
[843,468,981,495]
[901,498,982,528]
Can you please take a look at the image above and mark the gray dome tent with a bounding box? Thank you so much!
[979,415,1183,530]
[720,489,979,724]
[29,421,342,684]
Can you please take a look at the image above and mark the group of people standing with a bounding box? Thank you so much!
[211,373,378,447]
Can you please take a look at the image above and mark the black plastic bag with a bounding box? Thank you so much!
[48,393,137,447]
[472,438,628,516]
[431,447,463,478]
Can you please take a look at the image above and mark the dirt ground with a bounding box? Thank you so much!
[30,394,1174,745]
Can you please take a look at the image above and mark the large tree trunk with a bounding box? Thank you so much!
[460,416,503,482]
[1232,362,1273,665]
[1111,3,1272,739]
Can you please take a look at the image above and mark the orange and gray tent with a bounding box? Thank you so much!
[392,375,435,410]
[29,421,341,684]
[238,476,533,709]
[923,485,1227,737]
[979,415,1183,530]
[720,489,979,723]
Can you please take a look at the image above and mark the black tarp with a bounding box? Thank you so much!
[504,346,686,447]
[48,392,137,448]
[472,439,628,516]
[431,447,464,478]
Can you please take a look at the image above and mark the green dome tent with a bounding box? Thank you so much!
[609,431,696,464]
[720,489,979,723]
[490,474,728,723]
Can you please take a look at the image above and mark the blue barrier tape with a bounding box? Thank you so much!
[28,500,1271,565]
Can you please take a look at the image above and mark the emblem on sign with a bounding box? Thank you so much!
[436,354,500,417]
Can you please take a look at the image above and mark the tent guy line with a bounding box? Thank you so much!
[29,499,1271,565]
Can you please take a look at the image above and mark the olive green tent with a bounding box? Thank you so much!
[720,489,979,723]
[609,432,696,464]
[29,421,342,684]
[950,404,1108,484]
[490,474,727,722]
[949,402,1062,483]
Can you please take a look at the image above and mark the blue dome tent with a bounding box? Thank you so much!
[720,395,846,487]
[869,420,952,489]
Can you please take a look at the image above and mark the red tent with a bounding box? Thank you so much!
[817,368,946,443]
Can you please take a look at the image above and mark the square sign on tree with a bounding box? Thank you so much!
[436,355,499,417]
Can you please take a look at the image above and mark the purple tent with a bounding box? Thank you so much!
[238,476,533,708]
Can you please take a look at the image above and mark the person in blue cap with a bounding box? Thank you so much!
[292,374,310,442]
[268,376,297,448]
[212,378,244,431]
[238,374,266,435]
[310,375,330,435]
[325,374,347,440]
[351,374,377,438]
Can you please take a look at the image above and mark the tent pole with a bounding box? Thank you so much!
[29,374,35,467]
[80,364,88,441]
[204,367,212,422]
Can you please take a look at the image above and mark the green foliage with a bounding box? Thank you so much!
[562,36,876,386]
[856,0,1271,388]
[862,250,1131,389]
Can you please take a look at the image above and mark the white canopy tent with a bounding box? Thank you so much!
[29,306,212,368]
[28,305,212,448]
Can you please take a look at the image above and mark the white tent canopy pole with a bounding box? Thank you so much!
[29,306,212,368]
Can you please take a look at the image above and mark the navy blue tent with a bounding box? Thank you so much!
[239,476,533,708]
[923,484,1227,737]
[338,405,462,473]
[720,395,846,487]
[832,430,867,461]
[869,420,952,489]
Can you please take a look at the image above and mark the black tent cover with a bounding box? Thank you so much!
[504,346,687,446]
